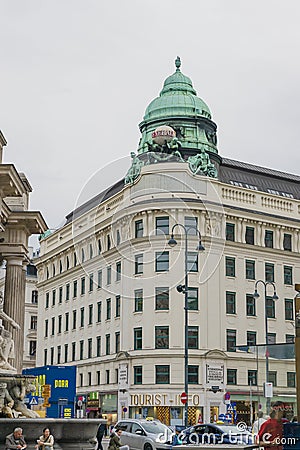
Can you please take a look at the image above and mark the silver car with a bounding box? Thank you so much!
[115,419,173,450]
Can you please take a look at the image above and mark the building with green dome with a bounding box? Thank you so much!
[36,58,299,425]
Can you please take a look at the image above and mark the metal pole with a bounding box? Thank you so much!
[184,229,189,428]
[264,283,270,413]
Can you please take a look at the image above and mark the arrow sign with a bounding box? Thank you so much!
[180,392,188,404]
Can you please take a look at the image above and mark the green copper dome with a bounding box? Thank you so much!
[144,56,211,121]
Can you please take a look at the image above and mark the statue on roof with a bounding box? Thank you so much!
[124,152,144,185]
[188,146,218,178]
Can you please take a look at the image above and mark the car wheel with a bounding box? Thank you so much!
[144,443,153,450]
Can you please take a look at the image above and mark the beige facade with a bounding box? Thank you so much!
[37,162,299,424]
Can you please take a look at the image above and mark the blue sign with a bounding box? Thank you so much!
[22,365,76,418]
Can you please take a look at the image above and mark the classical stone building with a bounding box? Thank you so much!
[37,59,299,425]
[0,132,47,372]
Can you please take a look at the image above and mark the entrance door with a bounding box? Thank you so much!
[210,406,219,423]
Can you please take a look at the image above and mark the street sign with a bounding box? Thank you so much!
[29,397,38,405]
[180,392,188,404]
[122,407,128,412]
[77,400,83,407]
[224,392,230,400]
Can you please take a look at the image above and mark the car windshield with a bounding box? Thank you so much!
[142,422,169,434]
[217,425,250,434]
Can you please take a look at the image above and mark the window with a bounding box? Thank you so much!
[267,333,276,344]
[116,230,121,245]
[51,317,55,335]
[248,370,257,386]
[80,340,84,360]
[81,248,85,263]
[269,371,277,386]
[106,334,110,355]
[52,290,56,306]
[89,243,93,259]
[74,252,77,267]
[155,326,169,349]
[134,327,142,350]
[88,304,93,325]
[31,290,38,304]
[80,307,84,327]
[88,338,92,358]
[89,274,94,292]
[185,216,198,235]
[107,266,111,285]
[64,344,68,363]
[72,310,77,329]
[97,301,102,322]
[30,315,37,330]
[116,295,121,317]
[97,270,102,288]
[58,315,62,334]
[245,226,255,245]
[287,372,296,388]
[79,373,83,387]
[134,366,142,384]
[116,262,121,281]
[188,365,199,384]
[50,347,54,365]
[283,233,292,251]
[155,288,169,310]
[246,260,255,280]
[115,332,120,353]
[285,299,294,320]
[155,251,169,272]
[266,296,275,319]
[226,292,236,314]
[187,252,198,272]
[284,266,293,285]
[286,334,295,343]
[98,239,102,255]
[135,254,143,274]
[106,370,110,384]
[226,329,236,352]
[107,234,111,251]
[96,336,101,357]
[135,220,143,238]
[45,292,49,309]
[45,320,48,338]
[66,256,70,270]
[44,349,47,365]
[65,312,69,331]
[188,326,198,349]
[106,298,111,320]
[227,369,237,385]
[265,263,275,282]
[134,289,143,312]
[96,370,100,385]
[59,286,63,303]
[57,345,61,364]
[73,280,78,298]
[188,287,198,310]
[265,230,274,248]
[156,216,169,235]
[29,340,36,356]
[27,264,37,276]
[81,277,85,295]
[88,372,92,386]
[155,365,170,384]
[72,342,76,361]
[66,283,70,301]
[247,331,257,347]
[225,257,235,277]
[226,223,235,242]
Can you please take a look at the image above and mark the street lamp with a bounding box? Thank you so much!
[168,223,205,427]
[252,280,278,413]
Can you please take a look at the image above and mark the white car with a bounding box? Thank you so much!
[115,419,173,450]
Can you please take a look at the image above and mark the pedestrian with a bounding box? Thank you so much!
[252,411,267,435]
[108,427,129,450]
[5,427,27,450]
[172,429,183,446]
[96,415,107,450]
[258,401,285,450]
[35,427,54,450]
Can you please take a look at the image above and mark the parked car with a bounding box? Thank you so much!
[181,423,254,445]
[115,419,173,450]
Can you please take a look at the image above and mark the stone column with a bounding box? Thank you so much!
[3,256,26,373]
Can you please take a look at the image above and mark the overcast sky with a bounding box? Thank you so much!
[1,0,300,234]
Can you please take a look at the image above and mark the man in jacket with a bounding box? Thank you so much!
[5,427,27,450]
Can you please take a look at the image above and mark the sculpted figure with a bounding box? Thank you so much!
[0,382,14,417]
[8,379,40,418]
[124,152,144,185]
[188,146,218,178]
[0,326,16,372]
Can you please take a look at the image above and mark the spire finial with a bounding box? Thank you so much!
[175,56,181,71]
